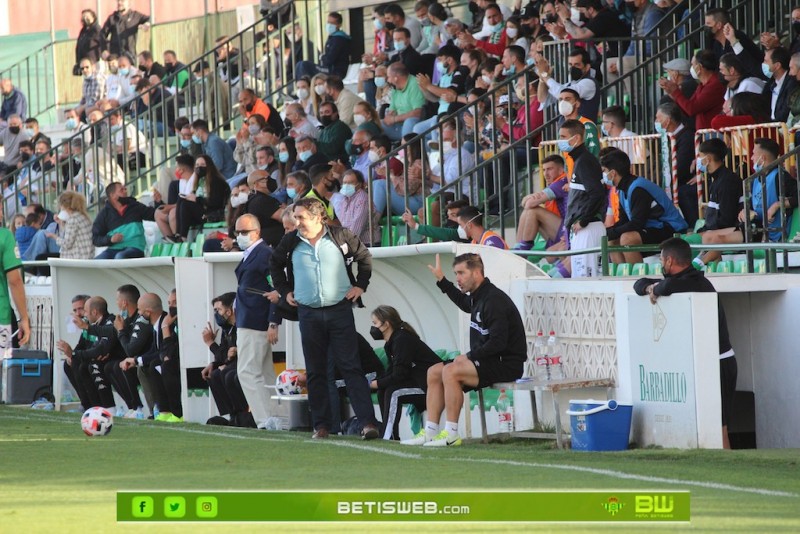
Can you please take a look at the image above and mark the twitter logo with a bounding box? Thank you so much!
[164,496,186,518]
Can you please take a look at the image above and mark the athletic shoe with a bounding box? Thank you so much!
[115,407,126,418]
[155,412,172,422]
[401,429,429,446]
[123,409,139,419]
[423,430,462,447]
[165,414,184,423]
[135,407,145,420]
[512,241,534,251]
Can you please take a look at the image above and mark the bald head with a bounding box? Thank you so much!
[138,293,163,323]
[236,213,261,231]
[247,169,270,192]
[1,79,13,95]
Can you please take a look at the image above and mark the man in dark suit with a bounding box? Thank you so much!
[762,47,798,123]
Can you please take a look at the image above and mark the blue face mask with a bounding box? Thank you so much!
[287,187,297,199]
[298,150,312,162]
[395,41,406,52]
[192,134,202,144]
[502,65,516,76]
[697,157,708,173]
[436,60,446,74]
[600,124,609,136]
[375,77,386,88]
[279,151,290,163]
[601,172,614,187]
[526,57,535,66]
[373,18,384,31]
[65,118,77,130]
[340,183,356,197]
[654,121,666,134]
[120,309,128,320]
[179,139,192,148]
[492,22,504,33]
[119,67,130,76]
[753,162,764,173]
[326,22,337,35]
[557,137,574,153]
[761,63,773,79]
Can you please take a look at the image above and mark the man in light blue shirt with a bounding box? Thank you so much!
[191,118,237,178]
[270,197,380,440]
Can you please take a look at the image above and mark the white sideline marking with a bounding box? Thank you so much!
[3,411,795,497]
[455,458,799,498]
[317,439,422,460]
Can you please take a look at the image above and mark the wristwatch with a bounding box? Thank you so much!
[269,323,278,329]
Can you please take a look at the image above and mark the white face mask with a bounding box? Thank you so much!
[367,150,380,163]
[506,27,518,39]
[236,233,253,249]
[481,74,492,85]
[58,209,70,222]
[230,191,249,207]
[314,84,326,96]
[457,225,468,240]
[297,88,310,100]
[689,65,699,80]
[558,100,574,117]
[442,141,455,153]
[353,114,367,126]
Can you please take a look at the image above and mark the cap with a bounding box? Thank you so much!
[663,58,691,74]
[498,94,510,105]
[193,60,210,73]
[520,3,539,19]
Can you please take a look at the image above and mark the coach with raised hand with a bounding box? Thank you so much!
[270,197,380,440]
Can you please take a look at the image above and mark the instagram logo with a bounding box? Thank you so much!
[196,496,218,518]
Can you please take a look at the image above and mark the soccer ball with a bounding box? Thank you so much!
[276,369,306,396]
[81,407,113,436]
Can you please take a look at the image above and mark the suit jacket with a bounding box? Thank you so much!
[763,74,799,123]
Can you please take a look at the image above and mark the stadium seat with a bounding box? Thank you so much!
[615,263,631,276]
[715,261,734,273]
[150,243,163,257]
[174,242,190,257]
[647,262,663,276]
[681,233,703,245]
[734,260,746,273]
[380,216,414,247]
[631,263,647,276]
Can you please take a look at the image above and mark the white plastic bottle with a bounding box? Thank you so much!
[547,330,565,380]
[496,389,513,433]
[533,330,549,380]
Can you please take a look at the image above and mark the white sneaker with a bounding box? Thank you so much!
[115,407,126,417]
[401,429,429,446]
[135,407,145,420]
[423,429,462,447]
[123,409,138,419]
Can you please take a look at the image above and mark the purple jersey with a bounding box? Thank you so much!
[545,175,569,222]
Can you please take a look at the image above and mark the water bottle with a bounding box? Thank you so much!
[496,389,513,433]
[535,330,551,381]
[547,330,566,380]
[153,405,160,419]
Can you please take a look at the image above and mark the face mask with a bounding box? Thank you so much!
[169,307,178,318]
[420,17,431,27]
[297,88,309,100]
[119,67,130,76]
[569,66,584,82]
[347,142,364,156]
[298,150,312,162]
[24,128,35,137]
[601,172,614,187]
[194,167,207,179]
[557,136,574,153]
[236,233,252,249]
[385,21,396,31]
[654,121,666,134]
[57,209,70,222]
[20,153,31,162]
[374,76,386,88]
[214,311,227,327]
[689,65,699,80]
[506,27,518,39]
[367,150,380,163]
[482,74,492,85]
[753,161,764,173]
[230,191,249,207]
[314,84,326,96]
[373,18,384,30]
[526,57,535,66]
[120,309,129,320]
[502,65,516,76]
[248,124,260,135]
[66,118,78,130]
[279,151,290,163]
[257,163,270,171]
[600,124,609,136]
[192,134,202,144]
[436,60,447,74]
[457,225,468,240]
[284,118,293,128]
[793,21,800,34]
[558,100,574,117]
[761,63,773,79]
[369,325,383,340]
[697,157,708,173]
[353,114,367,126]
[492,22,504,33]
[395,41,406,52]
[244,103,255,113]
[287,187,297,199]
[340,183,356,197]
[326,22,337,34]
[320,115,334,127]
[442,141,454,153]
[165,62,175,70]
[180,139,192,148]
[8,126,20,135]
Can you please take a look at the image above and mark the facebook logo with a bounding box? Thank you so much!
[132,496,154,518]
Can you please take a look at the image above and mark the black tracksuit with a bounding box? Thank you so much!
[208,323,249,421]
[375,328,442,440]
[698,165,743,232]
[91,312,151,410]
[63,315,117,409]
[565,143,607,229]
[436,277,526,388]
[138,313,183,418]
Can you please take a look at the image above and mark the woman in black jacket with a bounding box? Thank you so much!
[74,9,106,75]
[174,154,231,240]
[368,305,442,440]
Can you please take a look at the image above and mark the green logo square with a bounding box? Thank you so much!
[164,496,186,518]
[196,496,218,518]
[131,496,154,518]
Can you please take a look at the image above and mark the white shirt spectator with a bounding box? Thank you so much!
[724,77,766,101]
[473,3,513,40]
[432,146,476,197]
[290,118,319,139]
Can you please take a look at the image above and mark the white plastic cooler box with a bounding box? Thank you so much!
[1,350,52,404]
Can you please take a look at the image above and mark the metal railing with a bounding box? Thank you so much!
[1,3,321,224]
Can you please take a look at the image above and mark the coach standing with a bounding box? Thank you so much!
[234,214,281,429]
[0,227,30,352]
[270,197,380,440]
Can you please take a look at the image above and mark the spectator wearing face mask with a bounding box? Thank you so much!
[0,114,30,173]
[74,9,106,76]
[317,102,352,163]
[92,182,156,259]
[332,169,381,247]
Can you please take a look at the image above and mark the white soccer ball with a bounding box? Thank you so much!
[275,369,306,396]
[81,406,114,436]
